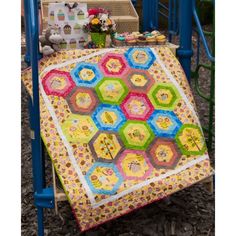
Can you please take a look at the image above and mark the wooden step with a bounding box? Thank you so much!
[42,0,138,17]
[43,15,137,26]
[41,0,139,33]
[112,16,138,22]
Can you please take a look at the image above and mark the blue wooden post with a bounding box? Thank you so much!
[27,0,45,235]
[167,0,178,42]
[172,0,177,34]
[142,0,159,31]
[177,0,193,82]
[131,0,137,7]
[23,0,31,64]
[29,96,45,236]
[24,0,42,65]
[168,0,173,42]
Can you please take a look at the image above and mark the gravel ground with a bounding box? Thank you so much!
[21,26,215,236]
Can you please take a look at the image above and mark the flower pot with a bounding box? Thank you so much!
[91,32,107,48]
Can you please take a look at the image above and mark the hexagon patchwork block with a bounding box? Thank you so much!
[89,131,124,163]
[147,110,182,138]
[148,83,180,110]
[85,162,123,195]
[66,87,99,114]
[117,150,153,180]
[42,69,75,97]
[124,69,155,93]
[95,77,129,105]
[119,120,155,150]
[120,92,154,121]
[92,104,126,132]
[175,124,206,155]
[124,48,156,70]
[70,62,103,87]
[61,114,98,143]
[147,138,181,169]
[99,53,129,77]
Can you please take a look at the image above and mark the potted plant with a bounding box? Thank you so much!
[83,8,116,48]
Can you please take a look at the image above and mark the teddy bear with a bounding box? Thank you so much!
[39,26,63,56]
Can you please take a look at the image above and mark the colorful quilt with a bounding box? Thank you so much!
[21,47,212,232]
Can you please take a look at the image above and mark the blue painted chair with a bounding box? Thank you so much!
[23,0,214,235]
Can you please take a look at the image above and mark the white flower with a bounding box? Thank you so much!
[101,25,108,31]
[100,13,109,25]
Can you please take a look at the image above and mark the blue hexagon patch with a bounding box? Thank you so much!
[70,62,103,87]
[92,104,127,132]
[147,110,182,138]
[85,162,123,195]
[124,48,156,70]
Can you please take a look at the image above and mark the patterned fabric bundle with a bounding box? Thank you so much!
[21,47,212,232]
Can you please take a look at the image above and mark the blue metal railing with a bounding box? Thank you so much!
[191,0,215,150]
[192,0,215,62]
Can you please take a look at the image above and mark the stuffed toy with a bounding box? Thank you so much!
[39,26,63,56]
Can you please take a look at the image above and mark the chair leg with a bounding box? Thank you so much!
[52,163,58,215]
[201,176,214,194]
[41,139,46,188]
[37,207,44,236]
[204,176,214,194]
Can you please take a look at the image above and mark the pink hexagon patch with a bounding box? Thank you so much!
[42,69,75,98]
[120,92,154,120]
[117,150,153,180]
[98,53,129,77]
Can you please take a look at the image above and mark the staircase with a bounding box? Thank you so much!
[41,0,139,33]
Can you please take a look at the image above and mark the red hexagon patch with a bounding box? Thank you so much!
[98,53,129,77]
[42,69,75,98]
[120,92,154,121]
